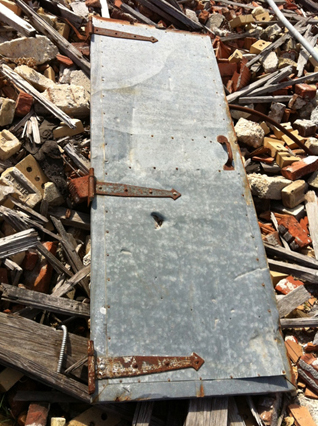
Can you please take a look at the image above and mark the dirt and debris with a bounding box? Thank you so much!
[0,0,318,423]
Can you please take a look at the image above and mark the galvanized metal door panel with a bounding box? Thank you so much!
[90,18,292,402]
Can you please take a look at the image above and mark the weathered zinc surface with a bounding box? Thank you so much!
[90,17,293,402]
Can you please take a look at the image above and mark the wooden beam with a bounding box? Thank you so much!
[184,397,228,426]
[1,284,90,317]
[0,228,38,259]
[305,191,318,261]
[50,217,90,296]
[264,243,318,270]
[277,285,312,318]
[132,402,154,426]
[0,2,36,36]
[0,312,89,401]
[267,259,318,284]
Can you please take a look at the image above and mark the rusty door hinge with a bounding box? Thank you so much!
[88,20,158,43]
[96,353,204,379]
[69,168,181,204]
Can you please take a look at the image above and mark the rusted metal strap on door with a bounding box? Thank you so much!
[68,168,181,204]
[88,19,158,43]
[96,353,204,379]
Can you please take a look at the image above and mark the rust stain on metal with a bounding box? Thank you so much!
[87,340,96,395]
[196,383,205,398]
[96,353,204,379]
[217,135,234,171]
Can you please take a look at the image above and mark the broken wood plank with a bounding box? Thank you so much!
[132,402,154,426]
[3,258,23,286]
[36,242,73,278]
[0,2,36,36]
[280,317,318,328]
[239,96,292,103]
[49,207,90,230]
[184,398,228,426]
[277,285,312,317]
[0,228,38,259]
[227,397,246,426]
[16,0,90,76]
[1,284,90,317]
[246,33,289,67]
[50,217,90,296]
[248,71,318,97]
[227,71,282,103]
[120,2,158,26]
[265,243,318,269]
[52,265,90,297]
[8,195,49,224]
[288,404,317,426]
[148,0,202,30]
[0,64,76,129]
[268,259,318,283]
[38,0,83,27]
[305,191,318,261]
[64,144,90,175]
[0,312,89,401]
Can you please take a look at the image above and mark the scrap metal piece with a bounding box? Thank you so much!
[96,353,204,379]
[93,26,158,43]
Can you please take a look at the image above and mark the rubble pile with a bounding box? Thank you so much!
[0,0,318,423]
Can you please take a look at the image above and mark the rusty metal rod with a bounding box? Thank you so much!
[228,104,313,156]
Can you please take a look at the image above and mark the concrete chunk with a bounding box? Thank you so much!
[70,70,90,95]
[0,97,15,126]
[1,167,42,207]
[293,119,317,137]
[0,35,58,65]
[43,182,64,206]
[15,65,55,92]
[262,51,278,73]
[235,118,265,148]
[306,137,318,155]
[281,180,307,208]
[0,130,21,160]
[248,173,291,199]
[40,84,90,118]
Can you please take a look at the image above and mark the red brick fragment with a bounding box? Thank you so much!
[276,215,311,249]
[198,10,209,24]
[86,0,101,6]
[25,403,49,426]
[295,83,316,101]
[275,276,304,295]
[56,54,74,67]
[24,242,57,293]
[297,354,318,397]
[22,250,39,271]
[15,91,33,117]
[281,156,318,181]
[218,61,237,77]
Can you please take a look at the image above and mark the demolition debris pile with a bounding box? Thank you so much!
[1,0,318,424]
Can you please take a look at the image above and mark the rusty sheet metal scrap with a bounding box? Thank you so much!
[96,353,204,379]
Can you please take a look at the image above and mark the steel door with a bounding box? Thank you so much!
[90,17,293,402]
